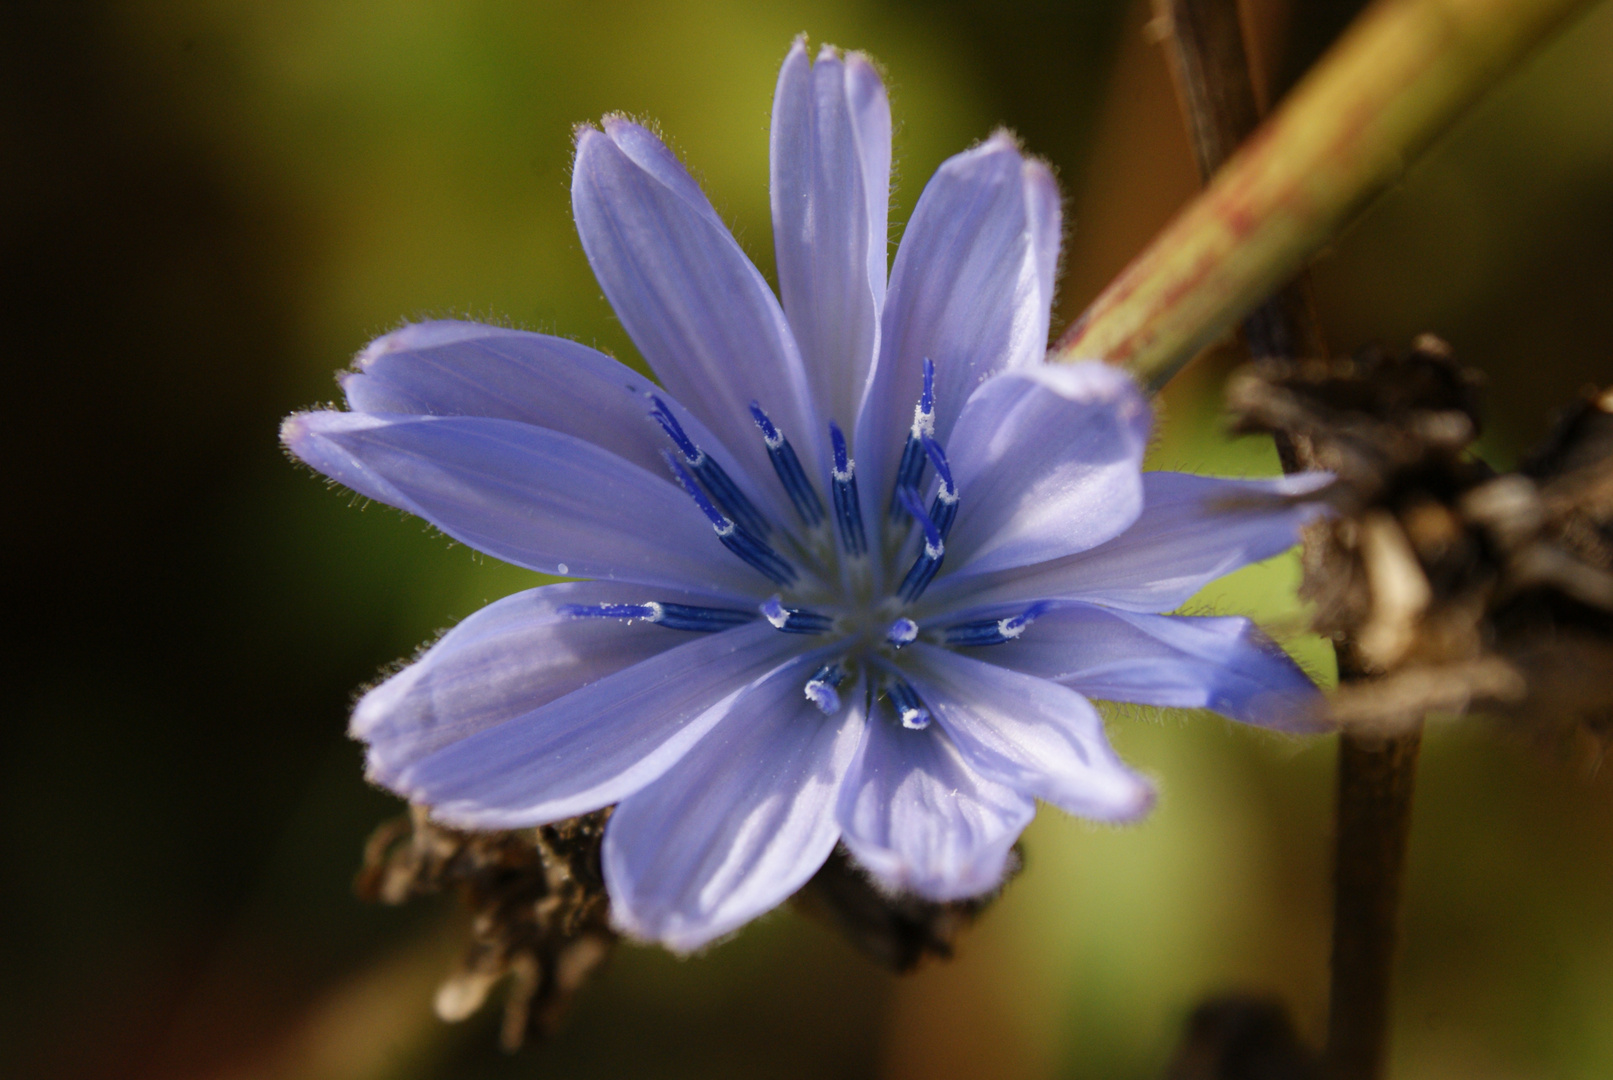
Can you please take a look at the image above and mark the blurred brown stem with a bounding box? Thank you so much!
[1152,1,1423,1078]
[1325,723,1422,1080]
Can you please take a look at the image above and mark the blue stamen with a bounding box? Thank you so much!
[560,601,758,632]
[888,358,937,520]
[804,663,847,715]
[666,453,797,586]
[896,486,945,602]
[920,434,959,540]
[761,595,836,635]
[828,422,868,557]
[886,617,918,648]
[749,402,825,527]
[942,602,1054,646]
[648,396,702,462]
[885,676,931,730]
[651,397,771,538]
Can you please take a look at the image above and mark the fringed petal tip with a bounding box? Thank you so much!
[351,320,500,371]
[979,127,1023,154]
[607,903,756,956]
[1105,773,1158,824]
[851,841,1021,904]
[278,411,311,452]
[280,409,359,476]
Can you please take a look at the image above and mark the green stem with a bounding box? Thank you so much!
[1051,0,1597,388]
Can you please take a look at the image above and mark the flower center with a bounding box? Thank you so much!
[562,360,1047,724]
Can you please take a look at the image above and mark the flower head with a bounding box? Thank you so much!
[283,39,1328,952]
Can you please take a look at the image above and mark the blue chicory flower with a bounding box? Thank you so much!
[282,40,1329,952]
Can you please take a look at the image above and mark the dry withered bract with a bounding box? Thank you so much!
[790,844,1019,973]
[356,806,616,1050]
[1229,338,1613,748]
[357,807,1019,1050]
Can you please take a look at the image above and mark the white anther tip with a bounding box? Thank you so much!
[805,681,841,715]
[761,595,789,629]
[996,615,1027,640]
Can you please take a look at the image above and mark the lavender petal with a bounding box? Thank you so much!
[838,707,1034,901]
[282,410,770,596]
[340,320,782,521]
[353,580,759,779]
[964,601,1328,732]
[374,622,806,828]
[905,644,1154,822]
[927,471,1330,613]
[938,364,1150,579]
[771,39,890,435]
[854,133,1060,533]
[603,662,866,951]
[573,118,824,488]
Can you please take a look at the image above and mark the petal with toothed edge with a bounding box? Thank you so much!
[771,39,890,436]
[339,320,787,524]
[936,364,1150,579]
[953,601,1327,733]
[925,471,1330,613]
[282,411,774,597]
[903,644,1153,822]
[854,133,1060,534]
[573,118,824,491]
[838,703,1034,901]
[604,662,866,951]
[353,580,765,780]
[378,622,806,828]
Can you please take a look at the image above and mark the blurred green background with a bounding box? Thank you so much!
[5,1,1611,1078]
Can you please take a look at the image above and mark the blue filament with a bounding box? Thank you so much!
[651,396,771,538]
[647,396,701,461]
[889,358,937,520]
[560,602,757,632]
[665,453,796,586]
[896,486,945,602]
[942,602,1053,646]
[828,422,868,558]
[748,402,824,527]
[920,435,959,540]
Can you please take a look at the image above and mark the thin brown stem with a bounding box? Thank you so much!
[1151,3,1424,1078]
[1326,723,1422,1080]
[1151,0,1262,181]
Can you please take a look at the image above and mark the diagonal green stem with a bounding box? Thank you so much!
[1050,0,1598,388]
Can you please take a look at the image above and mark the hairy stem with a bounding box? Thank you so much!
[1150,3,1425,1077]
[1054,0,1596,388]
